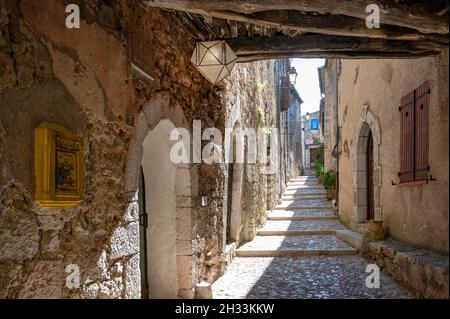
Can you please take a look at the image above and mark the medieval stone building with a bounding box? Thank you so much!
[0,0,303,298]
[320,52,449,298]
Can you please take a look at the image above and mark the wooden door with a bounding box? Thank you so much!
[138,167,149,298]
[226,163,234,243]
[366,131,375,221]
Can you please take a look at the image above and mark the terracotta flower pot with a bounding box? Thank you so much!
[326,188,336,200]
[364,220,386,242]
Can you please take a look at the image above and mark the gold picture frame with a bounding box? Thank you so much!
[35,123,84,207]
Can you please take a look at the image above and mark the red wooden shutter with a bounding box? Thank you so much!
[414,81,430,181]
[280,76,290,112]
[400,91,415,183]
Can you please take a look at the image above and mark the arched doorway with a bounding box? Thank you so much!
[366,130,375,221]
[125,94,194,299]
[352,107,381,224]
[141,119,179,298]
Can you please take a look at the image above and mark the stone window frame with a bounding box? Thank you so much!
[352,105,382,223]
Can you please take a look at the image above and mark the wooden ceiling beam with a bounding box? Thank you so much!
[144,0,449,35]
[226,34,445,58]
[237,50,442,62]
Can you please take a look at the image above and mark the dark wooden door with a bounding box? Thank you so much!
[226,163,234,243]
[366,131,375,221]
[138,167,149,298]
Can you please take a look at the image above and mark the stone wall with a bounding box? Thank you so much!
[0,0,284,298]
[335,51,449,254]
[322,59,339,172]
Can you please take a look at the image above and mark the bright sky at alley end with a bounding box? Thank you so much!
[292,58,325,116]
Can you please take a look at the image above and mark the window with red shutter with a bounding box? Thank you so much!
[399,81,430,183]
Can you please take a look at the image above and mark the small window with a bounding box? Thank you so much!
[399,81,430,183]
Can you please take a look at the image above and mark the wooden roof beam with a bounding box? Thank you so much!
[144,0,449,35]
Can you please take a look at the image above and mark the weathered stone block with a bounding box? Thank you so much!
[110,222,139,259]
[19,261,64,298]
[0,208,39,262]
[195,281,212,299]
[177,255,193,290]
[124,254,141,299]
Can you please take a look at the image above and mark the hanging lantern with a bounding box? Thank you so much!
[190,40,237,85]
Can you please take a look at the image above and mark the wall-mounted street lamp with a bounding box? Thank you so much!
[190,40,237,85]
[305,111,311,121]
[301,112,311,131]
[288,66,298,85]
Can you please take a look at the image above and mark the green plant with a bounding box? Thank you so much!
[257,108,266,125]
[313,153,324,177]
[323,170,336,190]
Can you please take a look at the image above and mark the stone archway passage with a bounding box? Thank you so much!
[352,105,382,223]
[141,120,179,298]
[125,93,195,299]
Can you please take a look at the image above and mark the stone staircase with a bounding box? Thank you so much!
[236,174,358,257]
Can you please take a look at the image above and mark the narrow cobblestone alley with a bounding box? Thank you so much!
[212,173,412,299]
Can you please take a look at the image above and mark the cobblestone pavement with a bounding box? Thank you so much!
[212,174,414,299]
[212,256,413,299]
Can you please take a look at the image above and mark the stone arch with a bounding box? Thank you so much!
[352,105,382,223]
[124,93,195,299]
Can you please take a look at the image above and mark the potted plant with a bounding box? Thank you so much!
[323,170,336,200]
[313,154,324,183]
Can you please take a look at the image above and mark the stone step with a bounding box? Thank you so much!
[267,209,336,219]
[274,206,334,211]
[336,229,364,250]
[282,195,328,200]
[257,220,346,235]
[268,214,337,221]
[284,189,327,195]
[286,185,324,190]
[291,177,318,181]
[287,182,321,186]
[257,230,337,236]
[276,199,331,208]
[236,235,357,257]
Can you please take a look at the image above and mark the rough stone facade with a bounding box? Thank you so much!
[301,110,322,169]
[0,0,294,298]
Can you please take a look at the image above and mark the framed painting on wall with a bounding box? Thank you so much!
[35,123,84,207]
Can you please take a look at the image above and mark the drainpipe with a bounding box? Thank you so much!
[333,59,339,206]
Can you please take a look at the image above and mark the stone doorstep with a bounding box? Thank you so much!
[267,215,338,221]
[336,229,364,250]
[236,248,357,257]
[287,182,321,186]
[351,222,368,234]
[257,230,337,236]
